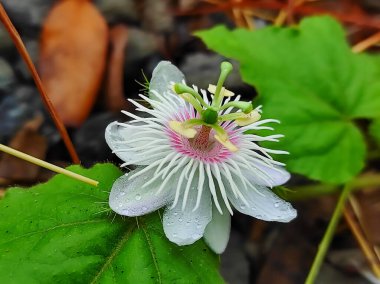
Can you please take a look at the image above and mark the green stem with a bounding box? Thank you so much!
[305,184,351,284]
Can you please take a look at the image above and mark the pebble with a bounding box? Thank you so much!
[0,85,44,143]
[180,53,246,90]
[93,0,138,24]
[1,0,55,29]
[0,26,13,52]
[0,58,15,91]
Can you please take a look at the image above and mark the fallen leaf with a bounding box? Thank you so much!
[0,115,47,183]
[39,0,108,126]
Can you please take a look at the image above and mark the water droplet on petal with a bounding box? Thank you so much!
[174,212,178,216]
[173,233,177,237]
[274,202,280,208]
[196,224,201,229]
[178,218,183,222]
[186,221,190,226]
[142,206,147,211]
[135,194,141,201]
[118,203,123,208]
[120,192,126,196]
[240,205,246,210]
[122,209,129,215]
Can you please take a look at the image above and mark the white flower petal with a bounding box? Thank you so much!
[163,175,212,246]
[109,167,175,216]
[105,122,140,163]
[149,61,185,100]
[203,202,231,254]
[244,164,290,187]
[225,175,296,222]
[105,121,165,165]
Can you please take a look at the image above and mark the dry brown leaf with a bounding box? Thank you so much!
[39,0,108,126]
[0,115,47,183]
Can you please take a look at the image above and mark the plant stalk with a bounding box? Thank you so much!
[305,184,351,284]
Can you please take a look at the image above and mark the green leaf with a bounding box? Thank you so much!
[370,118,380,147]
[196,16,380,183]
[0,164,224,283]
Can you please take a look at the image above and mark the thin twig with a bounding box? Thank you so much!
[352,31,380,53]
[344,201,380,278]
[274,0,305,26]
[0,4,80,164]
[0,144,98,186]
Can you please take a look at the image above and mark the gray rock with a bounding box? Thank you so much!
[0,85,59,144]
[0,58,15,90]
[14,39,39,80]
[1,0,55,28]
[126,28,159,61]
[94,0,138,24]
[141,0,173,33]
[179,53,246,90]
[0,86,43,142]
[0,26,13,52]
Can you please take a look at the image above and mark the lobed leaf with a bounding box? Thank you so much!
[0,163,224,283]
[196,16,380,183]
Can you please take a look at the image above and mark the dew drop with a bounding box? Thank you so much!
[196,224,201,229]
[120,192,126,196]
[118,203,123,208]
[173,233,178,238]
[274,202,280,208]
[173,212,178,216]
[142,206,147,211]
[135,194,142,201]
[186,221,191,226]
[178,218,183,222]
[122,209,129,215]
[240,205,246,210]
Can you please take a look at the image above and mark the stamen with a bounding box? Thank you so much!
[169,121,197,138]
[235,110,261,126]
[208,84,234,97]
[214,134,238,152]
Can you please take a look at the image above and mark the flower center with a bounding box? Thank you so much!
[168,61,262,153]
[191,125,212,150]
